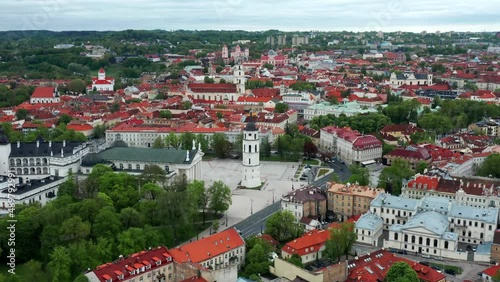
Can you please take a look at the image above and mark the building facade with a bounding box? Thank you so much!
[355,213,384,247]
[328,182,384,221]
[282,186,327,221]
[29,87,60,104]
[91,68,115,92]
[241,122,261,188]
[389,71,433,87]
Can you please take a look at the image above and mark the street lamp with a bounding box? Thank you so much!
[250,199,254,215]
[225,212,228,227]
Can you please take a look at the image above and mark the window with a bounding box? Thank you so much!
[434,239,438,247]
[249,158,251,165]
[444,241,449,249]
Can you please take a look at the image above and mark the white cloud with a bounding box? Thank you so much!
[1,0,499,31]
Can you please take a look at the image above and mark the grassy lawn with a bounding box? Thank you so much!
[303,159,320,165]
[0,262,49,282]
[202,153,217,161]
[317,168,330,177]
[428,262,462,274]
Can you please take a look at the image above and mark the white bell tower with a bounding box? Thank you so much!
[241,122,261,188]
[0,129,12,176]
[234,64,246,95]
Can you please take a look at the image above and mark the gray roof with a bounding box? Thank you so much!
[9,140,86,157]
[401,211,450,235]
[476,242,492,255]
[355,213,383,231]
[98,147,198,165]
[448,205,498,224]
[371,193,418,211]
[441,232,458,241]
[418,196,451,213]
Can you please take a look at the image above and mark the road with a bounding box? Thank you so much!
[232,164,351,238]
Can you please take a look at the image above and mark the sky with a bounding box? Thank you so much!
[1,0,499,32]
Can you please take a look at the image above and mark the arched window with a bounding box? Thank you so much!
[16,159,21,166]
[249,158,251,165]
[394,233,398,240]
[255,144,257,152]
[42,158,48,165]
[426,238,430,246]
[10,159,14,166]
[36,167,41,174]
[404,234,408,242]
[36,158,41,165]
[249,145,252,153]
[411,236,415,243]
[444,241,449,249]
[29,158,34,166]
[23,158,28,166]
[42,167,48,174]
[434,239,438,247]
[419,237,423,245]
[16,168,22,175]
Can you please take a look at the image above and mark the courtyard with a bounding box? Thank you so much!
[201,159,304,227]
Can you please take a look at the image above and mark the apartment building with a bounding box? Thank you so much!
[327,182,383,221]
[281,186,327,222]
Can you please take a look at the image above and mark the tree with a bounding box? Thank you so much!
[15,108,28,120]
[204,76,215,83]
[188,180,209,224]
[58,114,72,125]
[93,124,106,138]
[58,172,77,198]
[476,153,500,178]
[110,103,120,113]
[60,216,91,242]
[323,222,357,262]
[139,164,167,184]
[196,133,210,152]
[378,158,415,195]
[47,246,72,282]
[160,110,172,119]
[152,136,165,148]
[260,137,272,158]
[287,254,303,267]
[418,113,452,135]
[211,133,232,158]
[208,180,232,216]
[67,79,87,93]
[275,102,289,113]
[165,132,181,149]
[263,63,274,70]
[416,161,428,174]
[212,220,220,233]
[265,210,303,243]
[346,164,370,186]
[92,206,122,239]
[243,239,273,278]
[120,207,144,229]
[219,78,226,83]
[180,132,196,150]
[385,262,419,282]
[303,140,318,158]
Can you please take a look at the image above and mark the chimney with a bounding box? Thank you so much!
[36,140,39,148]
[49,140,52,147]
[63,140,66,147]
[185,150,190,162]
[17,141,20,148]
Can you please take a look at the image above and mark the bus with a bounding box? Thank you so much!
[361,160,376,167]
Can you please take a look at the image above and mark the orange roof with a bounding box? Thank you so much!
[407,175,440,191]
[169,228,244,263]
[281,229,330,256]
[483,264,500,277]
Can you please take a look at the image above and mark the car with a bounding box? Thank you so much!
[305,164,312,169]
[478,272,483,276]
[466,245,472,251]
[472,247,477,252]
[299,177,307,181]
[420,261,429,266]
[458,248,463,252]
[421,254,431,258]
[431,266,440,270]
[305,265,313,271]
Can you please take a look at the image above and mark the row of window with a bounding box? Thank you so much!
[10,158,49,167]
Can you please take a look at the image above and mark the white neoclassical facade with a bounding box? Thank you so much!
[241,122,261,188]
[0,175,65,210]
[355,213,384,247]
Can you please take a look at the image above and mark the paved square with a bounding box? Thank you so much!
[201,159,304,226]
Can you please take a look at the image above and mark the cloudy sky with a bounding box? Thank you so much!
[2,0,499,32]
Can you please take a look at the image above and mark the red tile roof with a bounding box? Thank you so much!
[169,228,244,263]
[188,83,237,93]
[282,229,330,256]
[90,247,172,282]
[347,250,446,282]
[482,264,500,277]
[31,87,55,98]
[67,124,94,132]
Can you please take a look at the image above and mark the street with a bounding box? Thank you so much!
[231,164,350,239]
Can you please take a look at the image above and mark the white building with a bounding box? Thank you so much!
[81,139,203,182]
[30,87,60,104]
[0,175,65,210]
[304,101,378,121]
[355,213,384,247]
[389,71,433,87]
[8,138,89,180]
[320,126,382,164]
[241,122,261,188]
[371,193,498,260]
[90,68,115,92]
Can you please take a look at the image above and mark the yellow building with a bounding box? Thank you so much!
[327,182,383,221]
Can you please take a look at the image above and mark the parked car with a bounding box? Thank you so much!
[421,254,431,258]
[420,261,429,266]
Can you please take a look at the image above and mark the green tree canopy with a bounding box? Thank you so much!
[477,153,500,178]
[385,262,419,282]
[265,210,303,243]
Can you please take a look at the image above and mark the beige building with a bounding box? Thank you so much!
[327,182,383,221]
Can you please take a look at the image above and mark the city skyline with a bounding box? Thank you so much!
[1,0,499,33]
